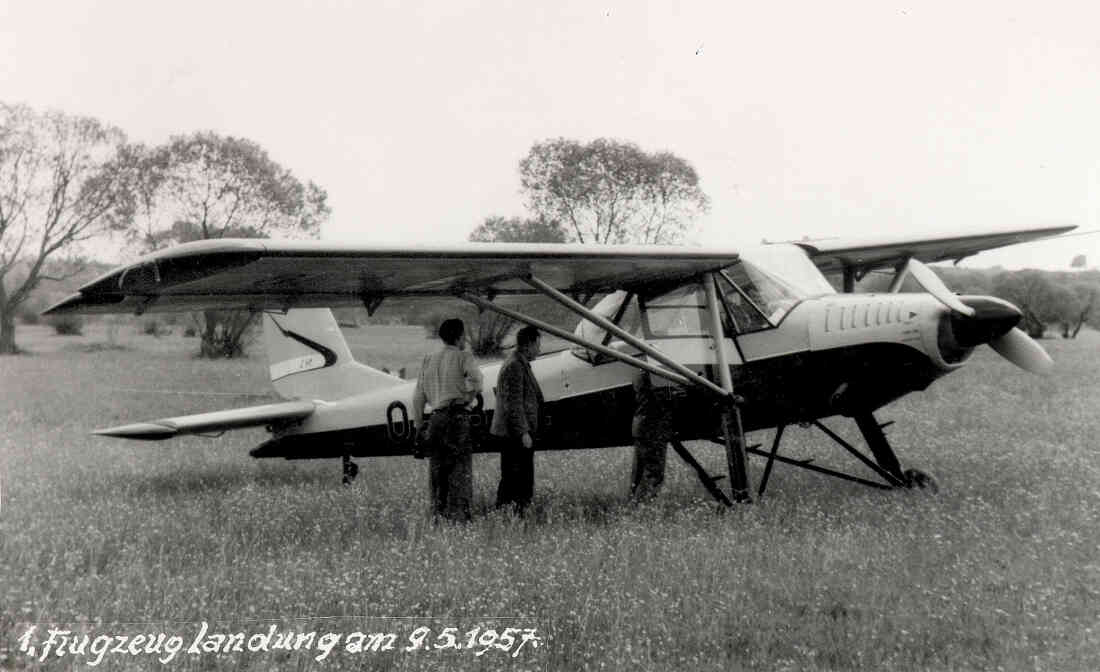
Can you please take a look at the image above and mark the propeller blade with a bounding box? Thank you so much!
[906,258,976,317]
[989,327,1054,375]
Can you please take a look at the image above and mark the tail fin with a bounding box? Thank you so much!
[262,309,403,400]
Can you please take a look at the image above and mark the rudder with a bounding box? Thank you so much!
[263,308,403,400]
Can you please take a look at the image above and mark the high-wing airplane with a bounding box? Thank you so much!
[45,224,1074,503]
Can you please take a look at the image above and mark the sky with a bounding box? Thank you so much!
[3,0,1099,269]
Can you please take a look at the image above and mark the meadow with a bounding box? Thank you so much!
[1,322,1098,671]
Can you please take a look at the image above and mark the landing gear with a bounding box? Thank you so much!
[903,468,939,493]
[728,411,939,497]
[342,455,359,485]
[670,439,732,506]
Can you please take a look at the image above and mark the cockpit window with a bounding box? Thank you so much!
[641,284,708,337]
[718,275,772,333]
[571,291,641,362]
[569,245,835,358]
[723,244,835,326]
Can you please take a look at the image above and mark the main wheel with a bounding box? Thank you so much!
[903,468,938,493]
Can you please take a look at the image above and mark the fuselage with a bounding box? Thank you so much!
[251,291,969,460]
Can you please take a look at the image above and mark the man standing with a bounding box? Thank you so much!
[491,325,543,514]
[630,369,672,502]
[412,318,483,522]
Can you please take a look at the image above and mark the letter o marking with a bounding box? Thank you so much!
[386,401,410,442]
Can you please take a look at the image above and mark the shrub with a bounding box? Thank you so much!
[183,325,197,337]
[47,314,84,336]
[143,319,165,337]
[17,304,41,325]
[193,310,259,358]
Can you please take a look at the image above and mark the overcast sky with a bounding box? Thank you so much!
[3,0,1098,268]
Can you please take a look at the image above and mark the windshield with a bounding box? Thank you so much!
[724,244,835,325]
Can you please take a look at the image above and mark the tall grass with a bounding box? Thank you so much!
[1,327,1098,670]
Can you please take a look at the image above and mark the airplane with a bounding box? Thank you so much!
[44,224,1074,504]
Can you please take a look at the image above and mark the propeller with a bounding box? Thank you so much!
[904,258,1053,375]
[905,258,976,317]
[988,327,1054,375]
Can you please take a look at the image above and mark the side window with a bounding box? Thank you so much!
[641,284,708,338]
[718,272,773,333]
[571,292,643,364]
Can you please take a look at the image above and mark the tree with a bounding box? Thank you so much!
[1069,282,1099,338]
[468,215,566,243]
[124,132,330,357]
[519,138,709,245]
[465,215,585,354]
[1048,284,1081,338]
[991,270,1062,338]
[0,103,131,354]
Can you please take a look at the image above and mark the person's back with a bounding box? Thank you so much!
[412,318,482,521]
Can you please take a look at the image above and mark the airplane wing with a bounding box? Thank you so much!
[797,224,1077,275]
[44,240,742,315]
[93,400,316,440]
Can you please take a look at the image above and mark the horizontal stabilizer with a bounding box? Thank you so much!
[93,400,316,441]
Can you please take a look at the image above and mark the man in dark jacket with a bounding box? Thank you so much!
[491,325,543,513]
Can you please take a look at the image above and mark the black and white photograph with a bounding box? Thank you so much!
[2,2,1098,670]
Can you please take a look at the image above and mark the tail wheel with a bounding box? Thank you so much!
[342,455,359,485]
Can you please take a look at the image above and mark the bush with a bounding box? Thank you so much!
[142,319,166,337]
[193,310,259,358]
[47,314,84,336]
[183,325,197,337]
[17,304,41,325]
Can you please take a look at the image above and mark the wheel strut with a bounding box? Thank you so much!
[854,412,904,483]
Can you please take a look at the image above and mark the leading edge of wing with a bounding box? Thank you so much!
[93,400,316,440]
[44,239,742,315]
[799,224,1077,273]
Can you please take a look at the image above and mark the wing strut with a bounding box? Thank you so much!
[467,272,753,505]
[461,291,697,390]
[522,275,730,398]
[466,272,754,505]
[703,273,751,503]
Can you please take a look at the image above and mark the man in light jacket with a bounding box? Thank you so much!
[412,318,483,522]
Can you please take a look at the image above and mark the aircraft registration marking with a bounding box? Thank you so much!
[270,354,327,380]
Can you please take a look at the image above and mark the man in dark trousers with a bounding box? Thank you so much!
[412,318,483,522]
[491,325,543,514]
[631,369,672,502]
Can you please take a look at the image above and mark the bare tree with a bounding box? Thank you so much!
[519,138,709,245]
[0,103,130,354]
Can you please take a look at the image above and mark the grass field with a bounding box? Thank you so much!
[1,323,1098,670]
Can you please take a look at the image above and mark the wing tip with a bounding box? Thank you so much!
[93,422,178,440]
